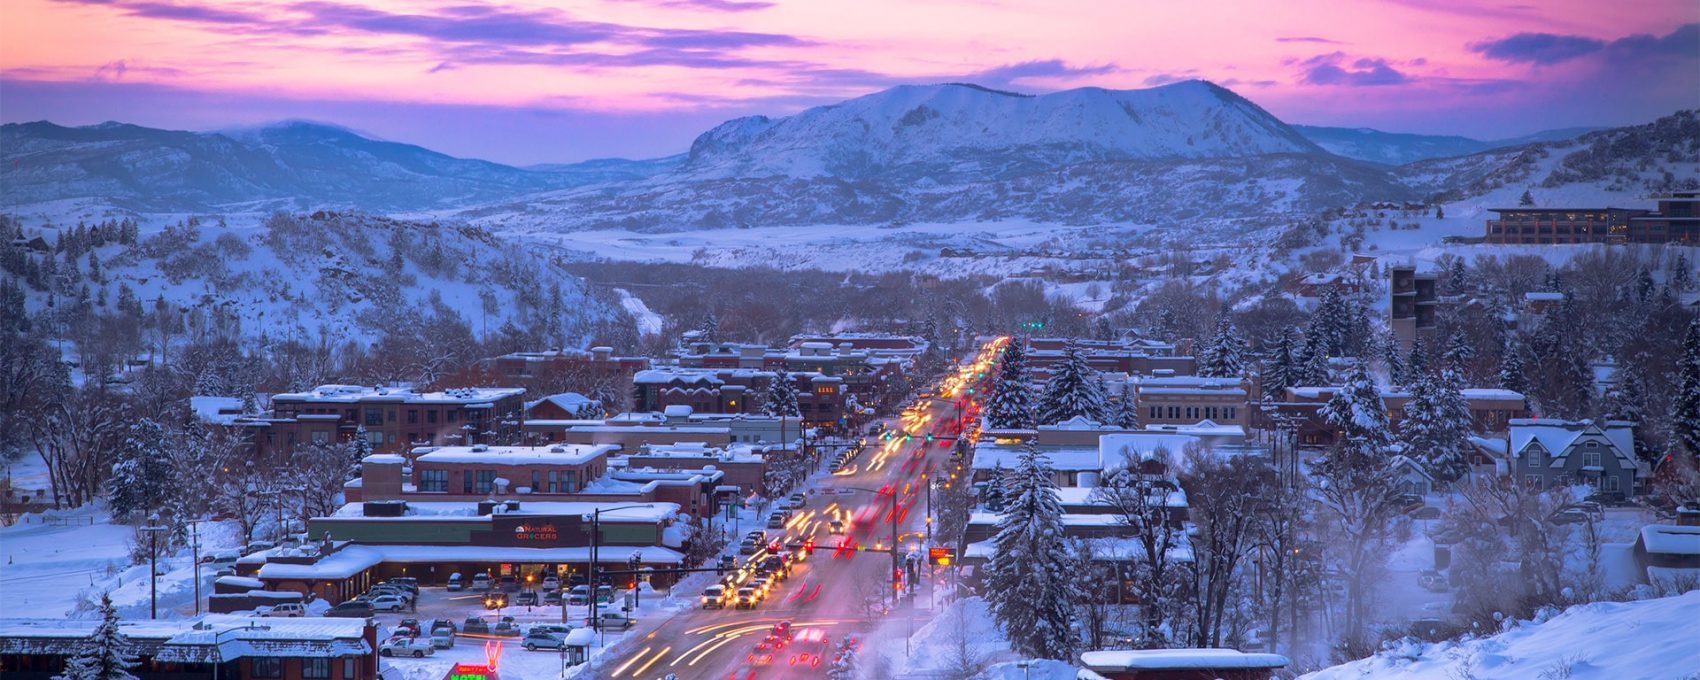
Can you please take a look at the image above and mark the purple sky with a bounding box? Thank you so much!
[2,0,1695,165]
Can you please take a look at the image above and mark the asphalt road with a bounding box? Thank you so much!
[598,349,994,680]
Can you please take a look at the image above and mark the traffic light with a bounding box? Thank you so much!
[803,539,815,556]
[893,568,905,591]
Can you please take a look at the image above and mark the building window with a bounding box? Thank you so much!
[1149,407,1160,420]
[1606,475,1621,492]
[303,657,331,679]
[419,470,448,492]
[1583,451,1602,467]
[532,471,541,491]
[1167,406,1180,419]
[548,471,558,493]
[476,470,496,493]
[1524,474,1541,489]
[344,659,357,679]
[463,469,473,494]
[1528,448,1540,467]
[407,410,418,424]
[364,408,384,426]
[427,410,438,424]
[564,471,578,493]
[312,431,329,445]
[365,431,384,446]
[251,658,282,678]
[448,411,458,423]
[1225,407,1236,420]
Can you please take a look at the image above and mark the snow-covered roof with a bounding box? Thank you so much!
[663,404,694,417]
[190,396,244,425]
[1080,648,1288,671]
[1142,419,1245,438]
[1508,419,1635,463]
[1135,376,1247,396]
[526,392,597,413]
[326,500,678,522]
[568,424,730,435]
[361,454,406,465]
[0,615,371,663]
[970,442,1102,472]
[416,444,615,466]
[1524,291,1565,301]
[256,543,687,580]
[626,442,766,463]
[1640,524,1700,556]
[273,384,524,404]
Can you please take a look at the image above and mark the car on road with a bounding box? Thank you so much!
[829,519,845,534]
[379,636,434,658]
[735,587,760,609]
[587,612,634,630]
[788,628,831,668]
[767,513,786,529]
[701,585,727,609]
[260,603,305,618]
[521,630,567,651]
[788,493,807,508]
[1418,570,1449,593]
[368,595,408,612]
[461,617,491,635]
[739,539,760,555]
[325,601,373,618]
[747,636,780,666]
[482,593,509,610]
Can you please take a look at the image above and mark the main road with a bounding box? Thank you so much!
[596,338,1004,680]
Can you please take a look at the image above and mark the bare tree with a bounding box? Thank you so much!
[1091,446,1191,646]
[1181,452,1265,648]
[1070,538,1113,651]
[1439,477,1573,628]
[1310,445,1402,651]
[28,386,128,508]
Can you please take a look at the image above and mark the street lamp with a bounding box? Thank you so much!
[579,504,660,646]
[140,514,169,619]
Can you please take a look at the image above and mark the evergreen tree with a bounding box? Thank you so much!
[1435,205,1445,219]
[985,444,1077,660]
[1296,334,1331,386]
[1400,368,1473,483]
[763,368,801,419]
[697,311,719,343]
[54,593,138,680]
[1674,317,1700,458]
[1320,363,1391,461]
[1519,189,1535,206]
[1111,392,1139,429]
[1445,258,1468,295]
[1308,289,1350,357]
[1442,332,1476,375]
[1407,336,1430,380]
[982,464,1008,512]
[1262,328,1298,396]
[1671,254,1694,293]
[987,341,1036,429]
[108,420,175,518]
[352,425,373,459]
[1037,343,1105,425]
[1499,336,1530,396]
[1635,267,1656,303]
[1197,316,1246,378]
[1384,332,1408,388]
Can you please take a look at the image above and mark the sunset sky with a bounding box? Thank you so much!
[2,0,1695,165]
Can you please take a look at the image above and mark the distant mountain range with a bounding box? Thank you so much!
[1292,124,1601,166]
[0,80,1689,233]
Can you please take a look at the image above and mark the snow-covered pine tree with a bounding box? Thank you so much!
[54,593,138,680]
[1674,317,1700,458]
[985,443,1077,660]
[1384,332,1409,388]
[1519,189,1535,206]
[1400,369,1473,483]
[1671,254,1694,293]
[764,368,801,418]
[1037,343,1105,425]
[1320,362,1391,462]
[1197,316,1246,378]
[986,341,1036,430]
[1296,334,1331,386]
[982,464,1008,511]
[108,420,175,519]
[698,311,719,343]
[1499,336,1529,396]
[1442,332,1476,375]
[1111,390,1139,429]
[1263,328,1297,396]
[1407,336,1430,380]
[352,425,373,458]
[1309,288,1351,357]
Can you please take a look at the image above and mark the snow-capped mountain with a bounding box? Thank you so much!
[0,120,594,213]
[1294,124,1602,166]
[681,81,1324,181]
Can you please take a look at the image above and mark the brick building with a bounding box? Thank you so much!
[631,367,847,427]
[1135,376,1250,429]
[257,385,526,455]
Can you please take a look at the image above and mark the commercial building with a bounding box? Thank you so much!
[1135,376,1251,429]
[1482,193,1699,245]
[0,615,377,680]
[256,385,527,455]
[631,367,848,428]
[1269,386,1527,447]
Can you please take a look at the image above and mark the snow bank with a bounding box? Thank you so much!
[1303,591,1700,680]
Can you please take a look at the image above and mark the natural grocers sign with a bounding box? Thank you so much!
[513,523,558,541]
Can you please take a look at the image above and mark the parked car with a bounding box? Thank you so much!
[461,617,491,635]
[493,617,521,637]
[446,573,465,591]
[260,603,305,618]
[379,636,434,658]
[244,541,275,555]
[526,624,574,638]
[386,577,419,594]
[367,586,412,602]
[595,585,614,603]
[326,601,374,618]
[567,585,591,606]
[394,619,422,637]
[368,595,408,612]
[471,573,492,591]
[521,630,566,651]
[542,576,561,591]
[428,619,457,635]
[543,590,563,606]
[209,550,241,566]
[514,591,538,606]
[588,612,634,630]
[430,630,455,649]
[701,585,727,609]
[1417,570,1449,593]
[499,575,520,592]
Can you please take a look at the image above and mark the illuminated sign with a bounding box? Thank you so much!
[513,523,558,541]
[928,546,956,565]
[445,664,499,680]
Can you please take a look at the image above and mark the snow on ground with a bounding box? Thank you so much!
[888,596,1016,676]
[1303,590,1700,680]
[0,502,244,619]
[972,659,1087,680]
[614,288,665,337]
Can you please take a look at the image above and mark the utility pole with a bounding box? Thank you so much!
[191,521,202,615]
[141,514,168,619]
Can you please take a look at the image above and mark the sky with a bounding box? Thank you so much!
[1,0,1696,165]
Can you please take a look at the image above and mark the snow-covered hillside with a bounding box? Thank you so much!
[1303,591,1700,680]
[1292,125,1598,166]
[680,81,1323,180]
[10,211,625,349]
